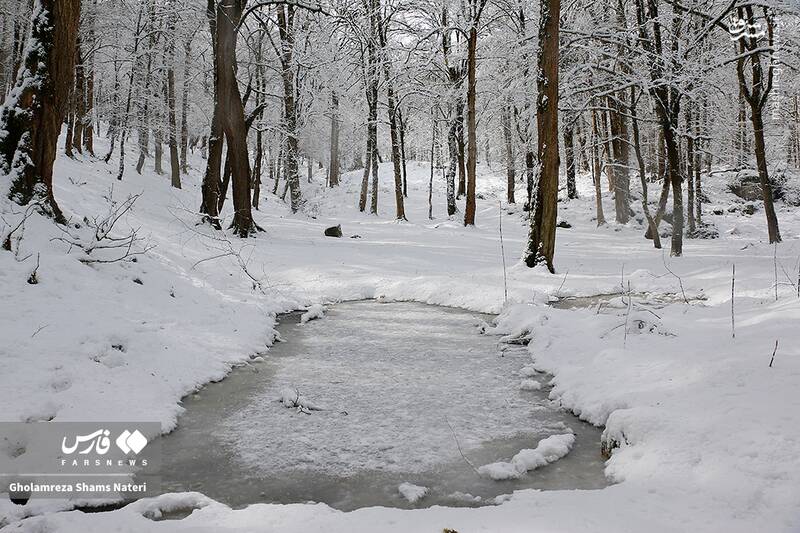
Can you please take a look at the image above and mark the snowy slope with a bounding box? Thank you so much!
[1,137,800,531]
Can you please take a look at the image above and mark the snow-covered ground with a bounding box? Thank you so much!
[1,137,800,531]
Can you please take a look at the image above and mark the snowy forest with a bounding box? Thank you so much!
[0,0,799,531]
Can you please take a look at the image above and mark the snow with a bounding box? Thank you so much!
[1,133,800,531]
[299,303,324,324]
[478,433,575,480]
[519,379,542,391]
[397,483,428,503]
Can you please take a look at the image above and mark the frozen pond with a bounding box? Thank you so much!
[156,301,607,510]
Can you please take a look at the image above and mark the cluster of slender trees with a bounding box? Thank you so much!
[0,0,797,270]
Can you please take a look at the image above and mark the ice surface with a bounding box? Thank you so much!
[223,302,574,476]
[156,301,606,510]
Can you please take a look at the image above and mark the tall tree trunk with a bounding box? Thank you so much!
[456,99,466,198]
[446,103,458,216]
[398,108,408,197]
[328,91,340,187]
[166,2,180,189]
[73,39,85,155]
[630,87,660,248]
[135,0,158,175]
[736,5,780,243]
[463,9,480,227]
[502,103,515,204]
[386,80,406,220]
[180,36,191,174]
[591,109,606,226]
[0,0,81,223]
[563,119,577,200]
[685,103,696,235]
[609,96,630,222]
[215,0,254,236]
[64,100,75,158]
[277,4,301,212]
[83,6,95,157]
[524,0,560,271]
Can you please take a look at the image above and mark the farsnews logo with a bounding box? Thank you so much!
[61,429,148,455]
[115,429,148,454]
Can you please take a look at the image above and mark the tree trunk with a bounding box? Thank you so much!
[630,87,660,248]
[736,5,780,243]
[591,109,606,226]
[609,96,630,222]
[83,8,95,157]
[456,99,466,198]
[215,0,254,236]
[1,0,81,223]
[328,91,340,187]
[685,103,696,235]
[564,120,577,200]
[502,103,515,204]
[166,3,180,189]
[444,103,459,215]
[277,5,301,212]
[463,22,478,227]
[180,36,191,174]
[524,0,560,271]
[385,77,406,220]
[398,108,408,198]
[73,39,85,155]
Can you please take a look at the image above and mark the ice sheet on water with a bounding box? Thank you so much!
[219,302,569,477]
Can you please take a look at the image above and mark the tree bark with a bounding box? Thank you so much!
[736,5,780,243]
[328,91,340,187]
[463,15,479,226]
[524,0,560,271]
[1,0,81,223]
[166,2,180,189]
[276,4,301,212]
[502,103,515,204]
[180,36,191,174]
[563,120,577,200]
[591,109,606,226]
[609,96,630,222]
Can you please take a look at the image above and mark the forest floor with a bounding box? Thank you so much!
[1,139,799,532]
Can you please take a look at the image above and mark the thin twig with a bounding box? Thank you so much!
[731,264,736,339]
[662,250,689,305]
[499,201,508,304]
[445,416,480,476]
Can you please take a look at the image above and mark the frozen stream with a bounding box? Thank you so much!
[157,301,607,510]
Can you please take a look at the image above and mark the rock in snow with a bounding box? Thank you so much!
[398,482,428,503]
[478,433,576,481]
[324,225,343,237]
